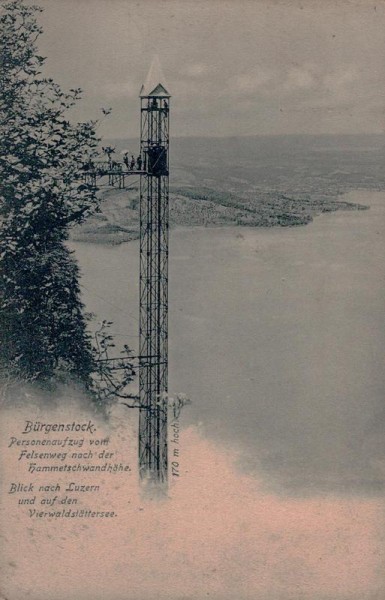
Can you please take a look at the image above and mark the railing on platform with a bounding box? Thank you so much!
[80,160,145,189]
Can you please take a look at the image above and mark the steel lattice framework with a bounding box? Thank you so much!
[138,91,170,484]
[81,59,172,487]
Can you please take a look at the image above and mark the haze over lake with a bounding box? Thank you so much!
[72,188,385,496]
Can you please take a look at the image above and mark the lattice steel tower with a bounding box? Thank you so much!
[138,58,170,485]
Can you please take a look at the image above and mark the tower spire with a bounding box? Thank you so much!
[140,55,170,98]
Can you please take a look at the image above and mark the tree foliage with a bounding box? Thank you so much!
[0,1,135,399]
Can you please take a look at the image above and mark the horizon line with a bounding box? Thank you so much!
[105,132,385,141]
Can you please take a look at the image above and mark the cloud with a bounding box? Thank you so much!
[228,69,274,94]
[97,80,139,100]
[184,63,211,78]
[34,0,385,135]
[283,65,317,91]
[1,395,384,600]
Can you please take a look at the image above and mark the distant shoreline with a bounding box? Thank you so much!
[70,187,370,246]
[72,133,384,245]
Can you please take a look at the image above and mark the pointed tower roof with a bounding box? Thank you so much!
[140,55,171,98]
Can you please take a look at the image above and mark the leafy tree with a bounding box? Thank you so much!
[0,0,135,398]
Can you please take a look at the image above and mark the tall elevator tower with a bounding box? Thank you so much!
[138,58,171,484]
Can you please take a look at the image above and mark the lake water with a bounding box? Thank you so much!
[72,190,385,495]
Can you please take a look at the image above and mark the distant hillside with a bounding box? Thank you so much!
[71,134,383,244]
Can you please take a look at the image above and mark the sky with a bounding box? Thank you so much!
[34,0,385,138]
